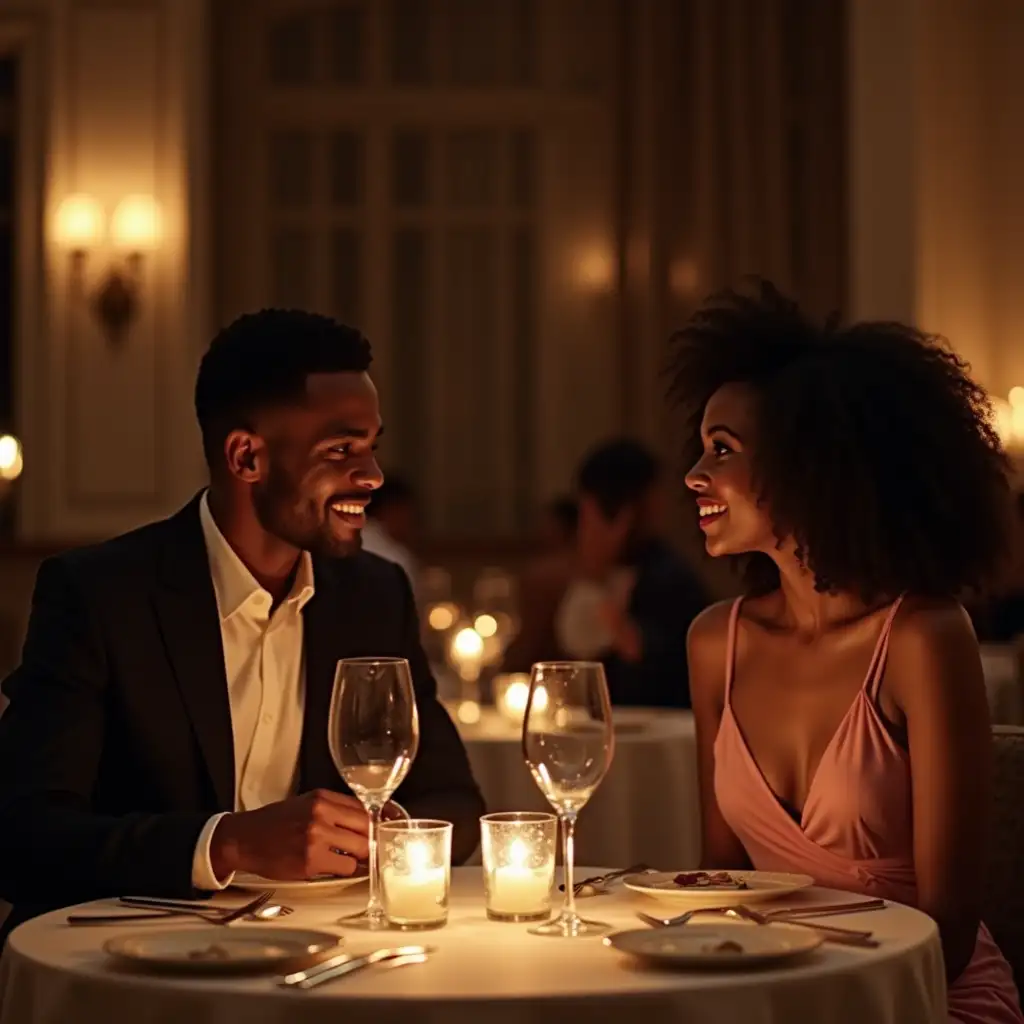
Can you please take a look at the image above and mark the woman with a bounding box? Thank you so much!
[671,281,1022,1022]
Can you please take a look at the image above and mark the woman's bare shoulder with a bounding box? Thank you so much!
[687,599,736,680]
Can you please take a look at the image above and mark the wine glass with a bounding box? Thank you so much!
[329,657,420,930]
[522,660,615,937]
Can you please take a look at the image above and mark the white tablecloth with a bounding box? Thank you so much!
[981,645,1024,725]
[0,868,946,1024]
[456,707,701,870]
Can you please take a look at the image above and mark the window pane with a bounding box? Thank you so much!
[270,226,312,307]
[331,228,362,323]
[510,129,536,208]
[329,5,365,85]
[392,130,431,207]
[445,130,497,208]
[447,0,496,86]
[511,226,536,526]
[268,15,314,85]
[446,0,536,86]
[391,229,429,490]
[268,131,313,208]
[330,131,364,206]
[506,0,538,85]
[444,227,497,530]
[390,0,431,84]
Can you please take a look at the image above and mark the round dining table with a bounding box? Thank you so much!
[0,867,946,1024]
[454,705,702,870]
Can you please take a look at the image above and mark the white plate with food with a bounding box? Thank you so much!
[605,921,822,969]
[624,870,814,907]
[231,872,368,897]
[104,926,341,974]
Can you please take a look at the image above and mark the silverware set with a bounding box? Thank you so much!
[67,890,289,926]
[637,898,886,948]
[562,864,653,896]
[278,945,434,990]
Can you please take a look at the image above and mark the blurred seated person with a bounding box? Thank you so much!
[560,438,709,708]
[538,496,577,553]
[502,500,578,673]
[361,475,420,602]
[506,439,709,707]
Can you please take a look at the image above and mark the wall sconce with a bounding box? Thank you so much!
[53,193,162,347]
[573,245,615,293]
[992,387,1024,454]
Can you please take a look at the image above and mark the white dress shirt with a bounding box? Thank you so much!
[190,492,315,889]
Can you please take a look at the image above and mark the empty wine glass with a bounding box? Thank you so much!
[329,657,419,930]
[522,661,615,937]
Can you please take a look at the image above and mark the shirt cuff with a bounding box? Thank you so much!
[191,813,236,891]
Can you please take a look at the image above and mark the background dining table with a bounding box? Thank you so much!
[452,705,702,870]
[0,866,946,1024]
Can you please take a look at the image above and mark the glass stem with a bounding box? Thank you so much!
[367,804,383,913]
[560,811,578,920]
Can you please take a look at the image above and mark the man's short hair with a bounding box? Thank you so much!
[195,308,372,468]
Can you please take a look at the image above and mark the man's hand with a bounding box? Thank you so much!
[209,790,370,881]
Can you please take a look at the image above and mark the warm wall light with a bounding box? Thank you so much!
[53,192,162,348]
[54,194,105,251]
[574,245,615,292]
[111,194,162,252]
[0,434,24,483]
[993,388,1024,453]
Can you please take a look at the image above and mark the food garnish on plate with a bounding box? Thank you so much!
[703,939,744,954]
[187,944,231,961]
[672,871,748,890]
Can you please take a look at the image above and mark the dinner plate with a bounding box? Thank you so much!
[624,870,814,908]
[103,926,341,974]
[605,922,822,969]
[231,872,369,897]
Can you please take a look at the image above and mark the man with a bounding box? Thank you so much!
[558,438,709,708]
[0,309,484,942]
[360,475,420,602]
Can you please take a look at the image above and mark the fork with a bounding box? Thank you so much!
[120,896,294,918]
[67,891,275,927]
[637,908,728,928]
[561,863,652,894]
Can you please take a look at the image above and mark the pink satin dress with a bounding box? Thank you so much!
[714,597,1023,1023]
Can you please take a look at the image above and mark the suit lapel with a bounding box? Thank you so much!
[300,558,363,793]
[153,496,236,811]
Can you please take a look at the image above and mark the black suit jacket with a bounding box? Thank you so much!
[0,496,484,940]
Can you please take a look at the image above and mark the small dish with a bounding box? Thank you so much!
[103,926,340,974]
[624,870,814,908]
[605,921,822,969]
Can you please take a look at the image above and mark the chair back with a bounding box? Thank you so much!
[985,726,1024,982]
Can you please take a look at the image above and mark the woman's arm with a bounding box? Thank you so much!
[887,599,991,982]
[687,602,752,870]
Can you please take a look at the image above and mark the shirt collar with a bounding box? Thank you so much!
[198,490,315,622]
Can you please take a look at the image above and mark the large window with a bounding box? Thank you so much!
[214,0,620,536]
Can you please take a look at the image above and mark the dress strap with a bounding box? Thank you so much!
[724,597,744,705]
[864,595,906,702]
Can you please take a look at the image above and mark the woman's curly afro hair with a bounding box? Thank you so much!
[667,279,1013,600]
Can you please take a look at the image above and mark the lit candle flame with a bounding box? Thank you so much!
[508,838,529,868]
